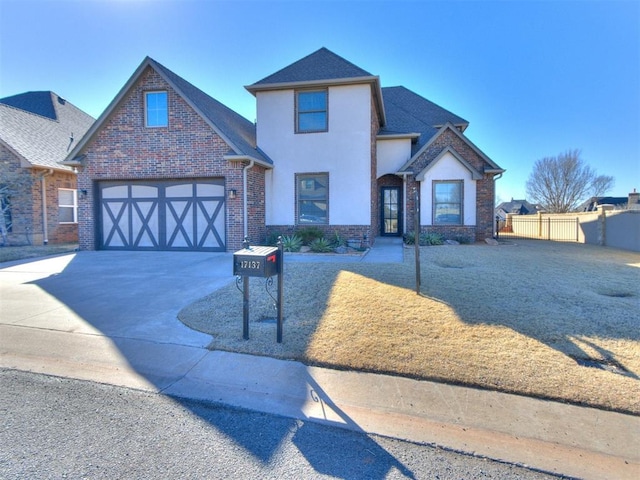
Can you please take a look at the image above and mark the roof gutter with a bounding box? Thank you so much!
[223,154,272,170]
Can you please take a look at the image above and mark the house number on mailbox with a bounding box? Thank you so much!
[233,237,284,342]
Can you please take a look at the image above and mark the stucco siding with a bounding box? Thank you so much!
[419,151,477,226]
[376,138,411,178]
[259,84,372,226]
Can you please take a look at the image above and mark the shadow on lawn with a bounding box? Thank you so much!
[12,251,416,479]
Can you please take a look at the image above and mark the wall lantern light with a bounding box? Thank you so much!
[228,189,237,200]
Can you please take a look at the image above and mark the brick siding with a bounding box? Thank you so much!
[0,144,77,245]
[409,127,496,242]
[77,66,256,251]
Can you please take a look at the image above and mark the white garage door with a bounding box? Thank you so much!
[99,179,226,251]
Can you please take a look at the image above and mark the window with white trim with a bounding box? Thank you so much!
[296,90,327,133]
[296,173,328,224]
[145,91,168,127]
[433,181,463,225]
[58,188,77,223]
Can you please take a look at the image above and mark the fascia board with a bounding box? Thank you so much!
[64,57,155,163]
[399,122,503,173]
[246,75,386,126]
[376,132,421,140]
[245,75,381,94]
[149,59,246,156]
[223,154,273,169]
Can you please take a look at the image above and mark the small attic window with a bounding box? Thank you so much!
[145,91,168,127]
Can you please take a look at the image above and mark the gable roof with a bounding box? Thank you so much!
[65,57,272,167]
[245,47,386,126]
[380,86,468,156]
[0,91,94,171]
[415,146,483,181]
[398,122,504,175]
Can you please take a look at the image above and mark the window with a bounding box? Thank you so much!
[297,173,328,224]
[296,90,327,132]
[58,189,77,223]
[145,91,168,127]
[433,181,463,225]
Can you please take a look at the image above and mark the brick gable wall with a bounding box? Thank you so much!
[77,66,254,251]
[409,127,495,242]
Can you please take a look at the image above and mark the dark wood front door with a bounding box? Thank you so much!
[381,186,401,236]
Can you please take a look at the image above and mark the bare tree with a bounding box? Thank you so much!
[525,150,615,213]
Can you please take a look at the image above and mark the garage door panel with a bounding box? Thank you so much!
[99,180,225,251]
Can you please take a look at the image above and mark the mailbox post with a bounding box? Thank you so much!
[233,237,284,342]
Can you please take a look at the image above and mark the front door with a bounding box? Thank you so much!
[381,186,401,236]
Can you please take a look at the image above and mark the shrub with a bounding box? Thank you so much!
[421,233,444,246]
[296,226,324,246]
[265,231,282,246]
[403,232,417,245]
[329,230,346,248]
[309,237,333,253]
[403,231,444,246]
[281,234,303,252]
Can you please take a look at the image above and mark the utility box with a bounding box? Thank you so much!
[233,245,280,278]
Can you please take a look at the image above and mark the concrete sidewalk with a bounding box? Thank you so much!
[1,249,638,480]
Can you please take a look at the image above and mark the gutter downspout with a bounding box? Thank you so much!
[40,169,54,245]
[242,160,255,239]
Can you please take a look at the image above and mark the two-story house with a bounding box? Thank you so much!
[64,48,503,252]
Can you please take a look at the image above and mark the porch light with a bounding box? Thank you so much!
[228,189,237,200]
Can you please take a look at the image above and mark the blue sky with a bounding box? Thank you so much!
[1,0,638,203]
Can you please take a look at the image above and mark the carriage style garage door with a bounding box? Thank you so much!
[98,179,226,251]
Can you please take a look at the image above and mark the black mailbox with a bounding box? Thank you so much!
[233,245,280,278]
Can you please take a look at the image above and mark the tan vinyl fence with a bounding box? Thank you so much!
[497,210,640,252]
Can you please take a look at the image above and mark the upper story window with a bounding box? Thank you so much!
[433,180,463,225]
[145,91,168,127]
[58,188,77,223]
[296,90,327,133]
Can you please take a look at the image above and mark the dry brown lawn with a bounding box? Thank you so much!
[178,240,640,415]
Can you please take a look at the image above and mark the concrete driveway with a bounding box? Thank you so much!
[0,251,231,389]
[1,251,229,346]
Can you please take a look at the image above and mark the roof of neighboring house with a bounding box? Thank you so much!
[496,199,540,215]
[65,57,272,167]
[577,196,628,212]
[380,86,468,156]
[0,91,94,171]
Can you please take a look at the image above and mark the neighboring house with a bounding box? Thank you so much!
[577,196,629,212]
[64,48,504,252]
[495,199,540,221]
[0,91,94,245]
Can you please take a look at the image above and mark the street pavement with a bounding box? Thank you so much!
[0,242,638,480]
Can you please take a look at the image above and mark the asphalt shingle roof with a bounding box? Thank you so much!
[151,59,271,165]
[249,47,374,87]
[381,86,468,156]
[0,91,94,170]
